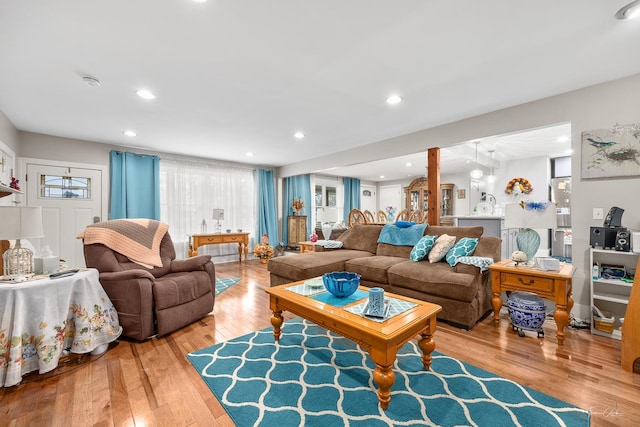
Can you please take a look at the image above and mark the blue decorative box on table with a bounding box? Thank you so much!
[507,291,547,338]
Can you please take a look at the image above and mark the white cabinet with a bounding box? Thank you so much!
[500,225,518,260]
[590,248,637,340]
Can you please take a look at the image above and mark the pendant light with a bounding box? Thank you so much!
[470,141,483,179]
[616,0,640,19]
[486,149,496,183]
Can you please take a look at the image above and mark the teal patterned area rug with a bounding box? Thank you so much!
[215,277,240,295]
[187,318,590,427]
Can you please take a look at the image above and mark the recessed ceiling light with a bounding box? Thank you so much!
[192,0,207,3]
[246,152,254,157]
[82,76,102,87]
[123,130,136,137]
[386,95,402,105]
[379,175,385,179]
[294,132,305,139]
[616,0,640,19]
[557,135,569,143]
[136,89,156,100]
[405,162,412,167]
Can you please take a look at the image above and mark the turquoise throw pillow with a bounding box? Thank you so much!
[410,235,438,262]
[446,237,479,266]
[395,221,416,228]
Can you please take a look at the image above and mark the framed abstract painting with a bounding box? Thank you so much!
[581,122,640,179]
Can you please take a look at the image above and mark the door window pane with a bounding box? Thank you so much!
[40,175,91,199]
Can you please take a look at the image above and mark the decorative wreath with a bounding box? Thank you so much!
[505,177,533,195]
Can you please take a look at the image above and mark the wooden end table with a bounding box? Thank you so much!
[298,241,317,253]
[265,282,442,409]
[489,259,576,345]
[188,232,250,262]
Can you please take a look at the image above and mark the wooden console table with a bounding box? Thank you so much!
[489,259,575,345]
[188,232,250,262]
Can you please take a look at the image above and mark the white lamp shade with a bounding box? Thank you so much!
[0,206,44,240]
[212,209,224,220]
[504,203,557,229]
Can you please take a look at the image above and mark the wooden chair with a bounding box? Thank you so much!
[348,209,366,227]
[395,209,411,222]
[376,210,388,223]
[363,210,375,223]
[409,210,423,223]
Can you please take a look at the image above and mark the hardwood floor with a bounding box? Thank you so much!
[1,259,639,426]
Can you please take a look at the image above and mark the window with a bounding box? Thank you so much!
[160,159,254,258]
[40,175,91,199]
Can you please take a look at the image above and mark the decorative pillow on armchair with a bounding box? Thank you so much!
[445,237,479,266]
[409,235,438,262]
[428,234,456,263]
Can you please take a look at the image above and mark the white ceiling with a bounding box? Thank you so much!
[1,1,639,180]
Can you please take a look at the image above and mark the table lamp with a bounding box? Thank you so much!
[504,202,557,263]
[212,208,224,233]
[0,206,44,276]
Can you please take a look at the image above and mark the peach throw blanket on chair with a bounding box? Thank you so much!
[81,219,169,268]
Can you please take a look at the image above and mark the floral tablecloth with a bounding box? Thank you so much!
[0,268,122,387]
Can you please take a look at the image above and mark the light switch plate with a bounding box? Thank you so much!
[593,208,604,220]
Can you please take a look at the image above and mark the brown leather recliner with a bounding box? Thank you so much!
[83,232,215,341]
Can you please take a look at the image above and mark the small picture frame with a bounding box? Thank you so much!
[457,189,466,199]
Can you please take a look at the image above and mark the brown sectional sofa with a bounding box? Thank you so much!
[268,224,501,329]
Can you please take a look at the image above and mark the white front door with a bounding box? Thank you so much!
[23,160,107,268]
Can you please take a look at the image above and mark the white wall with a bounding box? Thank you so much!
[0,111,19,153]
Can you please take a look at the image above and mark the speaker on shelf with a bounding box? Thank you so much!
[604,206,624,228]
[615,228,630,252]
[590,226,619,249]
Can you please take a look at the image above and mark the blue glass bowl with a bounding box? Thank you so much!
[322,271,361,298]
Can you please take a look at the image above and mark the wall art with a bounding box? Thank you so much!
[581,122,640,179]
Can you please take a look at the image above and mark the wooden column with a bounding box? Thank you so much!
[426,148,441,225]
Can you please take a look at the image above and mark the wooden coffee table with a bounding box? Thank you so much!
[265,282,442,410]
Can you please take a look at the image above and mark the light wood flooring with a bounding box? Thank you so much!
[1,259,639,426]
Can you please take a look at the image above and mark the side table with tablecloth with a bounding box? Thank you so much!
[0,268,122,387]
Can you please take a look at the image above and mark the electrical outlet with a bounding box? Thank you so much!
[593,208,604,220]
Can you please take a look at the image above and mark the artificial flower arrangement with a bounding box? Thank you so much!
[253,233,274,259]
[292,197,304,214]
[505,177,533,195]
[384,205,397,216]
[519,200,552,213]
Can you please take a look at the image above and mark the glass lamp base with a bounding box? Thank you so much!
[516,228,540,263]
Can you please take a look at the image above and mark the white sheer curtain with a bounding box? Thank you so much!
[160,158,255,259]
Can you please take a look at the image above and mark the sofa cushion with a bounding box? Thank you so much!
[345,256,407,284]
[267,250,373,282]
[445,237,479,266]
[428,234,456,263]
[410,235,438,262]
[337,224,383,254]
[376,242,413,258]
[153,270,213,310]
[388,261,478,303]
[395,220,416,228]
[424,225,483,240]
